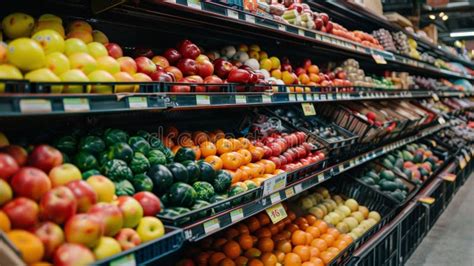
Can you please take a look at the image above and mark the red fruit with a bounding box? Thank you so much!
[11,166,51,201]
[303,59,312,69]
[165,66,183,80]
[88,202,123,236]
[295,67,306,76]
[66,180,97,213]
[197,60,214,78]
[133,47,154,58]
[163,48,182,64]
[295,146,307,158]
[171,78,191,92]
[28,145,63,173]
[3,197,39,229]
[213,58,234,79]
[177,58,198,76]
[296,132,307,144]
[269,156,281,169]
[40,186,77,225]
[133,191,161,216]
[54,243,95,266]
[105,43,123,59]
[263,146,273,158]
[152,55,170,68]
[326,21,333,33]
[302,142,313,152]
[204,75,223,92]
[135,56,157,75]
[320,13,329,24]
[314,18,323,30]
[281,63,292,72]
[282,152,293,163]
[0,153,19,180]
[275,138,288,151]
[179,42,201,59]
[366,111,377,121]
[115,228,141,251]
[0,145,27,166]
[227,69,251,83]
[33,222,65,259]
[149,70,174,82]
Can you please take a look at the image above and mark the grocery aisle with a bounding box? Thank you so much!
[406,175,474,266]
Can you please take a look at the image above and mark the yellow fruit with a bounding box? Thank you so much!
[67,30,93,44]
[69,52,97,74]
[345,199,359,212]
[368,211,381,222]
[45,52,70,75]
[0,65,23,93]
[249,44,260,51]
[7,38,45,71]
[38,14,63,24]
[350,212,364,223]
[64,38,88,56]
[249,50,259,60]
[260,58,272,71]
[60,69,90,93]
[113,72,134,93]
[271,69,282,79]
[88,70,115,93]
[87,42,108,58]
[93,237,122,260]
[32,21,65,38]
[68,20,93,33]
[25,68,60,82]
[0,43,7,64]
[0,132,9,147]
[0,179,13,206]
[259,51,268,59]
[0,211,11,232]
[281,71,295,85]
[2,13,34,39]
[269,56,280,70]
[32,30,65,54]
[96,56,120,74]
[92,30,109,44]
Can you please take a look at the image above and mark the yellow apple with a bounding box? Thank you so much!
[7,38,46,71]
[49,163,82,187]
[96,56,120,74]
[88,70,115,93]
[86,175,115,202]
[92,30,109,45]
[69,52,97,74]
[93,237,122,260]
[113,72,134,93]
[60,69,90,93]
[64,38,88,56]
[136,217,164,242]
[0,179,13,205]
[0,64,23,93]
[87,42,108,58]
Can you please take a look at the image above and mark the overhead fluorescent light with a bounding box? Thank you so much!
[450,31,474,37]
[429,14,436,19]
[442,15,449,21]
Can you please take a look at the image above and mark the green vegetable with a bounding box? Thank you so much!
[174,147,196,162]
[209,194,230,212]
[213,170,232,193]
[101,159,133,181]
[98,151,109,166]
[160,193,170,207]
[82,169,100,180]
[379,179,398,192]
[161,147,175,163]
[147,149,167,165]
[182,160,200,184]
[380,170,396,181]
[191,200,212,219]
[192,181,215,201]
[55,135,77,154]
[128,136,151,155]
[114,179,135,196]
[73,151,99,172]
[148,164,174,196]
[79,136,105,155]
[168,182,197,207]
[104,129,129,146]
[107,142,134,163]
[167,162,189,183]
[160,208,179,217]
[132,173,154,192]
[228,185,245,205]
[130,152,150,174]
[198,161,215,183]
[136,130,151,141]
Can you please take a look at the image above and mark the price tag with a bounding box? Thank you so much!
[265,203,287,224]
[196,95,211,105]
[317,174,325,183]
[298,29,304,36]
[235,95,247,104]
[245,14,255,23]
[438,117,446,124]
[301,103,316,116]
[432,93,439,102]
[312,93,319,100]
[63,98,90,112]
[19,99,52,113]
[227,9,239,20]
[320,94,327,100]
[184,230,192,239]
[289,94,297,102]
[294,183,303,193]
[187,0,201,9]
[270,192,281,204]
[230,209,244,223]
[110,254,136,266]
[442,173,456,182]
[285,187,295,198]
[296,94,305,101]
[419,197,435,204]
[128,96,148,109]
[262,173,287,196]
[278,24,285,31]
[371,53,387,64]
[306,93,313,101]
[338,164,344,173]
[203,218,220,234]
[262,95,272,103]
[459,158,466,169]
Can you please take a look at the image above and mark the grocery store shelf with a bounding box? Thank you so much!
[177,122,448,241]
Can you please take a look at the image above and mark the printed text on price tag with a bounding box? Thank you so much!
[265,203,287,224]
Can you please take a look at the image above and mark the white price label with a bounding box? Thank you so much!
[306,93,313,101]
[235,95,247,104]
[318,174,325,182]
[265,203,287,224]
[289,94,297,102]
[262,173,287,196]
[245,15,255,23]
[63,98,90,112]
[278,24,285,31]
[187,0,201,9]
[320,94,327,100]
[270,192,281,204]
[230,209,244,223]
[312,94,319,100]
[128,96,148,109]
[285,188,295,198]
[110,254,136,266]
[298,29,304,36]
[371,54,387,64]
[20,99,52,113]
[262,95,272,103]
[297,94,305,101]
[438,117,446,124]
[294,183,303,193]
[227,9,239,19]
[432,93,439,101]
[203,219,220,234]
[196,95,211,105]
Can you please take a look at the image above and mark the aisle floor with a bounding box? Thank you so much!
[406,175,474,266]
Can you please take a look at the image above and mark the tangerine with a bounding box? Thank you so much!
[276,240,292,253]
[200,141,217,157]
[6,230,44,264]
[321,234,335,246]
[287,211,297,221]
[221,152,242,170]
[209,252,226,266]
[327,247,339,254]
[236,224,250,235]
[244,247,261,259]
[327,228,340,239]
[0,211,11,232]
[248,258,264,266]
[268,224,279,236]
[255,227,272,238]
[305,226,321,238]
[225,228,240,240]
[293,245,310,262]
[309,246,320,258]
[237,168,249,181]
[195,252,211,266]
[260,252,278,266]
[284,252,302,266]
[339,234,353,244]
[302,262,317,266]
[216,139,233,155]
[313,220,328,234]
[235,256,249,266]
[230,139,242,151]
[212,238,228,250]
[219,258,236,266]
[191,145,201,160]
[285,223,299,233]
[311,239,327,252]
[245,217,260,233]
[305,214,317,225]
[257,212,271,226]
[291,230,307,246]
[309,257,324,266]
[238,149,252,165]
[238,234,254,250]
[274,250,285,262]
[223,240,241,259]
[238,137,252,149]
[305,232,314,245]
[257,237,274,253]
[205,155,223,171]
[320,251,335,264]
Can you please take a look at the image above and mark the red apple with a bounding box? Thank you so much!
[135,56,157,75]
[295,146,307,158]
[366,111,377,121]
[115,228,141,251]
[64,213,104,248]
[54,243,95,266]
[171,78,192,93]
[149,70,174,82]
[262,146,273,158]
[28,145,63,173]
[278,155,288,166]
[33,222,65,259]
[133,47,154,58]
[11,166,51,201]
[0,153,19,181]
[152,55,170,68]
[117,56,138,75]
[303,59,312,70]
[204,75,223,92]
[197,60,214,78]
[227,69,251,83]
[302,142,313,153]
[115,196,143,228]
[320,13,329,24]
[40,186,77,225]
[3,197,39,229]
[105,43,123,59]
[163,48,182,64]
[66,180,97,213]
[295,67,306,76]
[177,58,198,76]
[89,202,123,236]
[133,192,161,216]
[275,138,288,151]
[195,54,210,64]
[179,42,201,59]
[165,66,183,81]
[269,156,281,169]
[296,132,307,144]
[0,145,27,166]
[281,63,292,72]
[269,143,283,157]
[314,18,323,30]
[213,59,233,79]
[326,21,333,33]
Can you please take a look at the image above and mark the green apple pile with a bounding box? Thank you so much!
[0,132,165,265]
[297,187,381,240]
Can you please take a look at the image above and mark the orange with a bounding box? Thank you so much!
[276,240,292,253]
[191,145,201,160]
[221,152,242,170]
[302,262,317,266]
[219,258,236,266]
[205,155,223,171]
[327,247,339,254]
[274,250,285,263]
[284,252,302,266]
[327,228,340,239]
[276,221,286,232]
[257,213,271,226]
[226,170,241,184]
[311,239,327,252]
[231,139,242,151]
[310,257,324,266]
[238,149,252,165]
[333,239,348,250]
[247,163,264,178]
[236,224,250,235]
[293,245,310,262]
[0,211,11,232]
[280,230,292,240]
[172,145,182,154]
[261,252,278,266]
[299,73,310,84]
[237,169,249,181]
[238,234,254,250]
[287,211,297,221]
[209,252,227,266]
[245,217,261,233]
[223,240,241,259]
[305,215,317,225]
[339,234,353,244]
[257,237,274,253]
[307,65,319,74]
[295,217,308,227]
[200,141,217,157]
[272,233,287,243]
[244,247,262,259]
[216,139,233,155]
[309,246,320,258]
[321,234,335,247]
[249,147,264,162]
[166,126,179,138]
[320,251,335,265]
[251,235,258,245]
[235,256,249,266]
[268,224,279,236]
[305,232,314,245]
[285,223,299,233]
[291,230,307,246]
[238,137,252,149]
[257,160,276,174]
[255,227,272,238]
[305,226,321,238]
[313,220,328,234]
[195,252,211,266]
[225,228,240,240]
[213,238,228,250]
[248,259,264,266]
[6,230,44,264]
[193,131,210,145]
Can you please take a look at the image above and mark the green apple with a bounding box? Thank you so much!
[93,236,122,260]
[115,196,143,228]
[0,179,12,205]
[136,216,164,243]
[48,163,82,187]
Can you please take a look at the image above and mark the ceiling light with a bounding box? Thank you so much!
[429,14,436,19]
[450,31,474,37]
[439,12,445,17]
[442,15,449,20]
